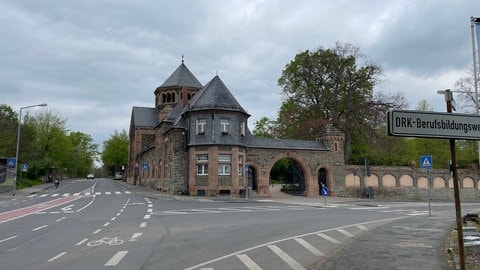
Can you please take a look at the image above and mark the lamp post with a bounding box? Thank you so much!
[471,17,480,169]
[13,103,47,196]
[437,89,465,270]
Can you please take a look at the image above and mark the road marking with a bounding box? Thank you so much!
[51,193,60,197]
[148,204,153,208]
[73,192,80,196]
[268,245,306,270]
[184,216,405,270]
[93,229,101,234]
[103,222,110,227]
[62,193,70,197]
[0,235,17,243]
[48,252,67,262]
[56,217,66,222]
[236,254,262,270]
[76,238,88,246]
[317,233,341,244]
[105,251,128,266]
[95,192,101,195]
[140,222,147,228]
[163,211,188,215]
[337,228,355,237]
[61,204,74,211]
[115,191,121,194]
[125,191,131,194]
[39,194,48,197]
[111,217,117,221]
[295,238,324,256]
[130,233,143,242]
[144,214,151,219]
[147,208,153,213]
[356,225,368,231]
[33,225,48,231]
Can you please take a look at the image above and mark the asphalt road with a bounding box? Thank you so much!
[1,179,479,270]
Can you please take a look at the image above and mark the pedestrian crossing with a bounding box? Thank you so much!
[27,191,132,198]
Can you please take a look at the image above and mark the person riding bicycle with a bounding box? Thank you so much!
[54,177,60,188]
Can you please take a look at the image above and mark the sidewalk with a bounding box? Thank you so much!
[0,180,455,269]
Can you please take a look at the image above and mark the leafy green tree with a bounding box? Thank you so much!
[0,104,18,157]
[277,42,406,163]
[101,129,128,175]
[67,132,99,177]
[252,117,277,138]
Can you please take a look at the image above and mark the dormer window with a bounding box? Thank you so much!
[220,118,230,134]
[196,119,206,135]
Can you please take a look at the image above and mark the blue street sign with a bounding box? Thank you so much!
[22,164,28,172]
[142,163,148,170]
[6,158,15,168]
[420,155,433,169]
[321,187,329,197]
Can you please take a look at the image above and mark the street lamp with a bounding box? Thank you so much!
[13,103,47,196]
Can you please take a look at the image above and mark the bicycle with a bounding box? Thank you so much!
[87,237,123,247]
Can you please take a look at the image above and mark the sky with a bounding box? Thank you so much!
[1,0,480,151]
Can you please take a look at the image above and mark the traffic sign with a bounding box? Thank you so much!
[387,110,480,140]
[321,187,329,197]
[22,164,28,172]
[142,163,148,170]
[6,158,15,167]
[420,155,433,169]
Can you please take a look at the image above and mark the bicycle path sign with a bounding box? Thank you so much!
[420,155,432,169]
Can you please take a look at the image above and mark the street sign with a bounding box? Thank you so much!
[142,163,148,170]
[420,155,433,169]
[22,164,28,172]
[6,158,15,167]
[321,187,329,197]
[387,110,480,140]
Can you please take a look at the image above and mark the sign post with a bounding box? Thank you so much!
[321,186,328,206]
[420,156,432,216]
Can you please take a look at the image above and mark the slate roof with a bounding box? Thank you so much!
[159,63,203,89]
[131,106,158,129]
[246,135,329,151]
[188,76,249,114]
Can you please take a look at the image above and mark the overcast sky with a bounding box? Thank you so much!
[1,0,479,150]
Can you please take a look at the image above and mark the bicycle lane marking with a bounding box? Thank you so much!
[0,195,82,224]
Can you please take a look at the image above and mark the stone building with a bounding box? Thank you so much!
[127,61,345,197]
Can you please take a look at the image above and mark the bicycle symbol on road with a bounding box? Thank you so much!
[87,237,123,247]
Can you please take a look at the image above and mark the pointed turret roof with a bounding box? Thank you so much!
[187,76,249,114]
[158,63,203,89]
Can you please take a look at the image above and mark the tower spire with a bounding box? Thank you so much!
[181,54,184,64]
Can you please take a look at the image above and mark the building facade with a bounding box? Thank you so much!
[127,62,345,197]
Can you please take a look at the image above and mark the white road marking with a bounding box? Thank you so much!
[139,222,147,228]
[56,217,66,222]
[115,191,121,194]
[317,233,341,244]
[163,211,188,215]
[105,191,111,195]
[295,238,324,256]
[39,194,48,197]
[95,192,101,195]
[33,225,48,231]
[129,233,143,241]
[105,251,128,266]
[76,238,88,246]
[27,194,36,198]
[147,208,152,213]
[111,217,117,221]
[236,254,263,270]
[144,214,151,219]
[62,193,70,197]
[148,204,153,208]
[103,222,110,227]
[51,194,60,197]
[356,224,368,231]
[268,245,306,270]
[337,228,355,237]
[0,235,17,243]
[125,191,131,194]
[93,229,101,234]
[48,252,67,262]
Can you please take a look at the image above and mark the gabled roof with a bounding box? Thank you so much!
[131,106,158,128]
[159,63,203,89]
[187,75,249,114]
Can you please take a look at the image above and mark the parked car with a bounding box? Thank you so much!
[114,172,123,180]
[87,173,95,179]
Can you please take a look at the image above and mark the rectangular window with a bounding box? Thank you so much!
[196,119,206,135]
[238,164,243,175]
[240,121,246,137]
[220,119,230,134]
[238,155,243,163]
[197,164,208,175]
[197,154,208,161]
[218,154,231,162]
[218,164,231,175]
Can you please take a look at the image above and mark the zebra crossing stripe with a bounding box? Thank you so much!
[295,238,324,256]
[268,245,306,270]
[236,254,262,270]
[337,228,355,237]
[317,233,341,244]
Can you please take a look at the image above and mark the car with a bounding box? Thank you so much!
[87,173,95,179]
[114,172,123,180]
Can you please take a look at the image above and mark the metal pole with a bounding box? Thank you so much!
[444,89,466,270]
[427,169,431,217]
[471,17,480,169]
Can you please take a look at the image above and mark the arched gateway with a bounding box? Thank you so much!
[127,62,345,198]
